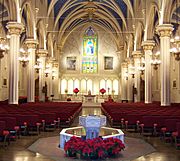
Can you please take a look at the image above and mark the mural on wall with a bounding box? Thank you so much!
[82,27,98,73]
[104,56,113,70]
[67,57,76,70]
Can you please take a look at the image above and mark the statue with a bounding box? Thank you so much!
[88,90,91,95]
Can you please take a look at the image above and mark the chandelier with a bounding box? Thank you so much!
[0,37,9,58]
[151,51,161,70]
[34,58,42,73]
[129,66,135,78]
[170,0,180,61]
[44,64,51,77]
[170,35,180,61]
[18,48,30,67]
[0,0,9,58]
[138,57,145,74]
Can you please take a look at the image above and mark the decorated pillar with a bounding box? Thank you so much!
[52,62,59,100]
[156,24,173,106]
[25,39,38,102]
[6,22,24,104]
[132,51,142,102]
[121,62,128,101]
[37,49,47,102]
[142,40,155,104]
[127,59,133,102]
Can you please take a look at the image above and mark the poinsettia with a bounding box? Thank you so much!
[64,136,125,159]
[100,88,106,94]
[73,88,79,94]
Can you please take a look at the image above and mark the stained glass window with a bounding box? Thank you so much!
[82,27,98,73]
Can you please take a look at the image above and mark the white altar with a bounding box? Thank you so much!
[84,95,96,102]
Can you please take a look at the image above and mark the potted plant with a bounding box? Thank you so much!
[99,88,106,97]
[73,88,79,96]
[64,136,125,160]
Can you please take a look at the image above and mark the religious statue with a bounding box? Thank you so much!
[88,90,91,95]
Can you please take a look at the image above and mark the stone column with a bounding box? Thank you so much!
[121,62,128,101]
[47,62,53,101]
[52,62,59,100]
[6,22,24,104]
[37,49,47,102]
[156,24,173,106]
[132,51,142,102]
[127,59,133,102]
[142,40,155,104]
[25,39,38,102]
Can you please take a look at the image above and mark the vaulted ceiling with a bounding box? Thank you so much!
[47,0,134,34]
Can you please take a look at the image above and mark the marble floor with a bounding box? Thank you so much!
[0,106,180,161]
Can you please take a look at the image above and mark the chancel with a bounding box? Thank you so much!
[0,0,180,161]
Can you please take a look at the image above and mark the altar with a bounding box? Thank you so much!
[84,95,96,102]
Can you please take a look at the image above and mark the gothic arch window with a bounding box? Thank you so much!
[82,27,98,73]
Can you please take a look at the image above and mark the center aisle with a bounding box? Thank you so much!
[70,103,102,127]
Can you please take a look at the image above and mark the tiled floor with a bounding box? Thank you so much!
[0,106,180,161]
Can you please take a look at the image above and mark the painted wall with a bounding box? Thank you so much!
[59,25,121,96]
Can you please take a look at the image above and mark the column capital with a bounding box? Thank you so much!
[132,50,142,59]
[53,62,59,68]
[37,49,48,57]
[156,24,174,37]
[57,45,63,51]
[127,58,133,66]
[25,39,38,49]
[121,62,128,68]
[6,22,24,35]
[142,40,155,51]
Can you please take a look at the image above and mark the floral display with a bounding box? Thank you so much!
[73,88,79,94]
[100,88,106,95]
[64,136,125,159]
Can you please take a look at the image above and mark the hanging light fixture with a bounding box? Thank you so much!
[0,0,9,58]
[44,63,51,77]
[151,51,161,70]
[34,58,42,73]
[138,57,145,75]
[170,0,180,61]
[18,47,30,67]
[129,66,135,78]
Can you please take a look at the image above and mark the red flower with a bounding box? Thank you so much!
[73,88,79,94]
[100,88,106,94]
[64,136,125,159]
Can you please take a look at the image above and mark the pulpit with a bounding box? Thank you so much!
[79,115,106,139]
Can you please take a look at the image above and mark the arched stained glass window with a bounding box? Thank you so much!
[82,27,98,73]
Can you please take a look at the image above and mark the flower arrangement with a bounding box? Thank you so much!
[64,136,125,159]
[100,88,106,95]
[73,88,79,95]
